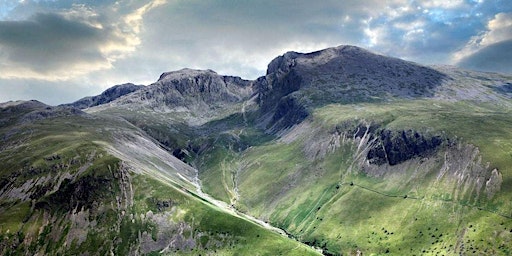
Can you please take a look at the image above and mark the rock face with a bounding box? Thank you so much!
[64,83,144,109]
[108,69,254,114]
[0,100,47,110]
[366,129,444,166]
[256,45,448,130]
[494,82,512,95]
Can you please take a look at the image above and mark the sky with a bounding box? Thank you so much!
[0,0,511,105]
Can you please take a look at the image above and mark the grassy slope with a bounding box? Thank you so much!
[0,118,121,254]
[0,113,319,255]
[132,175,318,256]
[200,99,512,255]
[315,100,512,210]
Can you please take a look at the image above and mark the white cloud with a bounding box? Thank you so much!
[1,0,512,104]
[453,12,512,63]
[0,0,166,81]
[482,12,512,45]
[364,26,379,47]
[420,0,465,9]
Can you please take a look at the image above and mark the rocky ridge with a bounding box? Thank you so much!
[63,83,144,109]
[95,69,253,112]
[5,45,512,255]
[75,45,512,130]
[255,45,449,129]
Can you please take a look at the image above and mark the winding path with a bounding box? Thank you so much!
[339,181,512,219]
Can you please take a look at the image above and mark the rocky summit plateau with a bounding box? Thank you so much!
[1,45,512,255]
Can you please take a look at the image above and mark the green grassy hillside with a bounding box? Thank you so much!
[0,105,319,255]
[3,46,512,255]
[198,98,512,255]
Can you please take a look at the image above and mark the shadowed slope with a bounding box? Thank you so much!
[256,45,449,130]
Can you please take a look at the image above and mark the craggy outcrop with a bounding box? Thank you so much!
[303,122,445,166]
[269,95,308,130]
[366,129,444,166]
[301,120,502,202]
[63,83,144,109]
[116,69,254,112]
[255,45,448,131]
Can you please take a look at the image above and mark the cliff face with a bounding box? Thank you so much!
[112,69,254,112]
[3,45,512,255]
[64,83,144,109]
[365,128,444,166]
[255,45,448,130]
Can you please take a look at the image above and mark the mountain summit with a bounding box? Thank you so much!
[87,68,254,125]
[259,45,446,129]
[2,45,512,255]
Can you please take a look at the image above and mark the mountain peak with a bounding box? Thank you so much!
[258,45,449,130]
[158,68,218,82]
[0,99,47,109]
[91,68,255,125]
[304,44,371,58]
[267,45,375,75]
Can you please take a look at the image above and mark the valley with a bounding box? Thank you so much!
[2,45,512,255]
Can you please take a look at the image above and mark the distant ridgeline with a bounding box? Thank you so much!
[1,45,512,255]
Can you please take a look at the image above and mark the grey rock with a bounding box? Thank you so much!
[256,45,448,131]
[96,68,255,124]
[63,83,144,109]
[366,129,444,166]
[130,69,253,109]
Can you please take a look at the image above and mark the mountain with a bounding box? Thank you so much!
[0,96,315,255]
[62,83,144,109]
[2,45,512,255]
[256,45,510,131]
[90,69,253,117]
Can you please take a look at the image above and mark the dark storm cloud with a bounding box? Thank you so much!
[457,39,512,74]
[0,0,166,80]
[0,12,108,73]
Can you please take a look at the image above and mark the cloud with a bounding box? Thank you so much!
[1,0,512,104]
[0,11,111,80]
[108,0,375,80]
[421,0,465,9]
[359,0,492,64]
[453,12,512,62]
[453,12,512,73]
[456,39,512,74]
[0,78,102,105]
[0,1,166,80]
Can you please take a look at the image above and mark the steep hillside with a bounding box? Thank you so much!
[2,45,512,255]
[216,100,512,255]
[0,101,318,255]
[62,83,144,109]
[87,68,257,163]
[195,46,512,255]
